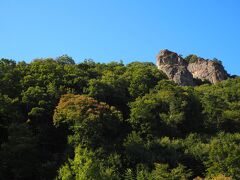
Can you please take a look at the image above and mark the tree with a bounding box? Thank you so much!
[195,78,240,133]
[53,94,123,149]
[206,133,240,179]
[122,62,167,99]
[212,58,222,65]
[129,80,203,138]
[56,55,75,65]
[87,70,129,116]
[185,54,198,64]
[124,163,192,180]
[0,123,40,179]
[57,145,122,180]
[62,64,89,94]
[0,59,22,97]
[0,56,239,179]
[0,94,22,145]
[151,163,192,180]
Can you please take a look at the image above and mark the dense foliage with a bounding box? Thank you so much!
[0,56,239,179]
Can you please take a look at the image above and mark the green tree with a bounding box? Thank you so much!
[53,94,123,149]
[122,62,167,99]
[87,70,129,115]
[185,54,198,63]
[151,163,192,180]
[56,55,75,65]
[206,133,240,179]
[195,78,240,133]
[57,145,121,180]
[0,123,40,179]
[0,94,22,145]
[0,59,22,97]
[129,81,203,138]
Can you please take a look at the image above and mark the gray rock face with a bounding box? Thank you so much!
[187,58,228,84]
[156,49,228,86]
[156,49,194,86]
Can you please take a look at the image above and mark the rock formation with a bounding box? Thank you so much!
[187,58,228,84]
[156,49,228,86]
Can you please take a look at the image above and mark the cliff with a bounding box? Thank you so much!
[156,49,228,86]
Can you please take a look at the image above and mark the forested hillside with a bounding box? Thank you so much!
[0,55,239,179]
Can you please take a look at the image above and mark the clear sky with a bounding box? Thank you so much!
[1,0,240,75]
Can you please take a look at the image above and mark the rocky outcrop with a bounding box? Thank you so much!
[156,49,228,86]
[156,49,195,86]
[187,58,228,84]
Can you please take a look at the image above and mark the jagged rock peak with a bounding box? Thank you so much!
[156,49,228,86]
[187,58,228,84]
[156,49,186,66]
[156,49,194,86]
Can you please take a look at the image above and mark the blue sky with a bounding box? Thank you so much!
[1,0,240,75]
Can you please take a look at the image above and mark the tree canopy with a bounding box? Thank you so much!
[0,57,238,179]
